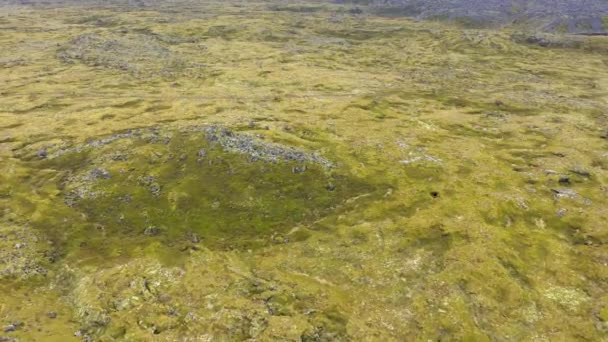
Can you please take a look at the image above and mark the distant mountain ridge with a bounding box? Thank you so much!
[2,0,607,33]
[338,0,608,33]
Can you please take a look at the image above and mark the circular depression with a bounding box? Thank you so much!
[26,126,378,261]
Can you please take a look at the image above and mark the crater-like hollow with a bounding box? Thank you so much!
[31,126,378,260]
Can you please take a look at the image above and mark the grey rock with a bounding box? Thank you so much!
[138,175,157,185]
[399,154,442,165]
[149,184,161,196]
[46,130,137,159]
[110,153,128,161]
[90,168,111,180]
[292,165,307,174]
[551,188,578,199]
[187,232,200,244]
[201,126,332,168]
[119,194,132,203]
[196,148,206,159]
[138,175,161,196]
[143,226,161,236]
[570,167,591,177]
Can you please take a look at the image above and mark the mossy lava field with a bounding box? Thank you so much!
[1,0,608,340]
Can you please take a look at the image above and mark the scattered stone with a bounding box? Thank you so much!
[201,126,332,168]
[570,167,591,177]
[543,286,588,310]
[47,312,57,319]
[248,121,256,129]
[119,194,132,203]
[1,225,48,278]
[149,184,161,196]
[147,133,171,145]
[143,226,161,236]
[292,165,307,174]
[399,154,442,165]
[89,168,111,180]
[187,232,200,244]
[109,153,128,161]
[484,112,507,120]
[196,149,206,164]
[44,130,137,159]
[512,33,583,49]
[601,130,608,139]
[64,188,96,207]
[551,188,578,199]
[138,175,161,196]
[556,208,567,217]
[2,322,22,333]
[139,175,156,185]
[57,33,201,79]
[325,184,336,191]
[158,293,172,303]
[44,126,332,172]
[37,149,48,159]
[558,177,570,185]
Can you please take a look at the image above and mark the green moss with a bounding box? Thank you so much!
[27,129,378,264]
[600,306,608,322]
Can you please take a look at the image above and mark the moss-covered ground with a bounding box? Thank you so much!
[1,1,608,340]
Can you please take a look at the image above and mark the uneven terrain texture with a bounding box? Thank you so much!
[1,1,608,341]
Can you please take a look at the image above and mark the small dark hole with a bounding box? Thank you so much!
[430,191,439,198]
